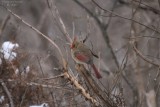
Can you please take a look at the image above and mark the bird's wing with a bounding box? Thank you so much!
[74,51,91,63]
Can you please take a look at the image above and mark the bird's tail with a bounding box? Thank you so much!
[91,64,102,79]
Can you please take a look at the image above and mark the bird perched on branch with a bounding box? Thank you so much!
[70,36,102,79]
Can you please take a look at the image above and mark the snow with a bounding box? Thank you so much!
[25,66,30,73]
[15,66,30,75]
[29,103,49,107]
[0,58,2,65]
[0,41,19,61]
[15,69,19,74]
[0,96,5,103]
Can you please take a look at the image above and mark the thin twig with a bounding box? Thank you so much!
[119,0,160,15]
[91,0,160,34]
[40,73,65,80]
[0,5,65,64]
[75,64,117,107]
[74,0,120,69]
[0,15,10,34]
[63,71,100,106]
[20,86,29,107]
[0,80,14,107]
[104,0,118,30]
[131,41,160,67]
[124,35,160,39]
[47,0,72,43]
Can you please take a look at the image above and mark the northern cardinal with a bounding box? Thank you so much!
[70,37,102,79]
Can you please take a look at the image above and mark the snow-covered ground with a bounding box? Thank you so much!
[29,103,49,107]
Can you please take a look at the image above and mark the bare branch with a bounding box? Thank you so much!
[47,0,72,43]
[0,80,14,107]
[39,73,65,80]
[0,5,65,64]
[73,0,120,69]
[91,0,160,34]
[131,40,160,67]
[63,71,100,106]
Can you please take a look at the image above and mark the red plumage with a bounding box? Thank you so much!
[71,37,102,79]
[75,52,90,63]
[91,64,102,79]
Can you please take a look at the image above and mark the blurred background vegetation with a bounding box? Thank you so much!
[0,0,160,107]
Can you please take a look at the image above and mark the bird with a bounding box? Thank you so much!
[70,36,102,79]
